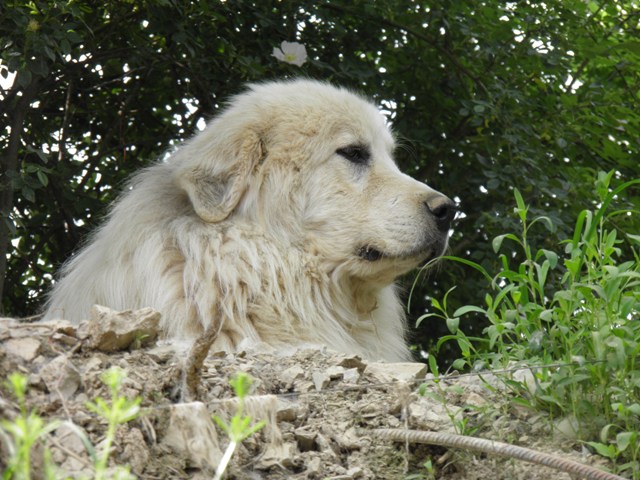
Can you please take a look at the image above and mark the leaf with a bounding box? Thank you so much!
[492,233,520,253]
[586,441,616,459]
[453,305,486,317]
[446,316,460,333]
[36,170,48,187]
[626,233,640,245]
[513,188,526,221]
[613,40,640,56]
[416,313,442,327]
[492,234,506,253]
[538,249,558,268]
[615,432,635,452]
[22,186,35,203]
[452,358,467,370]
[428,354,439,378]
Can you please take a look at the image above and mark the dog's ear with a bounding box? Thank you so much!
[175,130,265,223]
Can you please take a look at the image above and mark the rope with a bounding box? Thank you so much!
[368,428,625,480]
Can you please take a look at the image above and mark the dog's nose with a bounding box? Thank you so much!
[426,195,456,232]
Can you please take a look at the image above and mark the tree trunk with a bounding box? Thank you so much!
[0,75,40,311]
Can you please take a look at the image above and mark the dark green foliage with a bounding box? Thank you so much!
[1,1,639,361]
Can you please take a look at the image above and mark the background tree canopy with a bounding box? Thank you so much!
[1,0,639,362]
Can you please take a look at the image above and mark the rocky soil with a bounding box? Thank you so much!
[0,307,620,479]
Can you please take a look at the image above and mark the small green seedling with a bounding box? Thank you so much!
[1,372,60,480]
[212,372,266,480]
[86,366,141,480]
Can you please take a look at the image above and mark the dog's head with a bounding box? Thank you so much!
[174,80,455,284]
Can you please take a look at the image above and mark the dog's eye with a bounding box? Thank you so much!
[336,145,370,165]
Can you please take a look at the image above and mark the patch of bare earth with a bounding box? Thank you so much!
[0,308,618,479]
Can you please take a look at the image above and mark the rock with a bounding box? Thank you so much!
[256,441,298,469]
[121,428,150,474]
[343,367,360,383]
[512,368,537,395]
[52,423,91,474]
[146,343,177,363]
[40,355,82,399]
[277,399,299,422]
[409,397,461,432]
[338,355,367,373]
[334,427,363,450]
[555,414,580,440]
[312,371,330,391]
[44,319,78,337]
[464,391,488,407]
[315,433,337,457]
[50,332,79,346]
[364,362,428,383]
[326,365,346,379]
[281,365,305,388]
[306,455,322,474]
[347,466,365,478]
[294,427,317,451]
[3,337,41,361]
[161,402,222,469]
[81,305,161,352]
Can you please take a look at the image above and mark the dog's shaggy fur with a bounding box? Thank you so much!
[45,79,455,361]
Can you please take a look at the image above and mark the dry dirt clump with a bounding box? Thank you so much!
[0,307,617,479]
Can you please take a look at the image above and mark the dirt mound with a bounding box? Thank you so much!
[0,308,617,479]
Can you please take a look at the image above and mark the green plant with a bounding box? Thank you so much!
[418,356,479,438]
[212,372,266,480]
[1,372,60,480]
[1,367,143,480]
[85,366,141,480]
[405,458,436,480]
[420,172,640,477]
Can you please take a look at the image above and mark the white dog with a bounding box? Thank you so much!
[45,79,455,361]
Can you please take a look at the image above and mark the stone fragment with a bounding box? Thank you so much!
[315,433,337,457]
[365,362,428,383]
[50,332,78,346]
[294,427,317,451]
[161,402,222,469]
[464,391,488,407]
[52,423,91,474]
[256,441,298,469]
[294,379,315,392]
[3,337,41,361]
[121,428,150,474]
[325,365,346,379]
[409,398,461,432]
[513,368,537,395]
[555,415,580,440]
[342,367,360,383]
[347,467,365,478]
[334,427,363,450]
[338,355,367,373]
[312,371,330,391]
[45,320,78,337]
[81,305,160,352]
[277,398,299,422]
[281,365,305,387]
[306,455,322,474]
[40,355,82,399]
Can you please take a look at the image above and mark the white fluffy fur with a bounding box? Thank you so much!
[45,79,452,362]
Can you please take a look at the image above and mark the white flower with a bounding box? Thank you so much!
[272,41,307,66]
